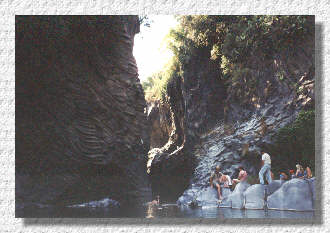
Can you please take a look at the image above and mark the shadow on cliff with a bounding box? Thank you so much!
[22,19,323,225]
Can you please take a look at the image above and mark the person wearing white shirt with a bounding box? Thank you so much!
[259,151,273,185]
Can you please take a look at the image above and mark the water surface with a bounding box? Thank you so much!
[17,203,314,219]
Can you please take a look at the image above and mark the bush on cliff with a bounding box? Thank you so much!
[142,16,313,103]
[270,110,315,177]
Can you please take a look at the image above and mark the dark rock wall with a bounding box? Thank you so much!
[147,100,172,149]
[224,36,315,123]
[16,16,151,209]
[148,47,226,201]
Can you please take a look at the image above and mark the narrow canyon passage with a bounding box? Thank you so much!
[15,15,316,218]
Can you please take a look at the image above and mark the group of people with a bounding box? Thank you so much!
[210,150,313,201]
[284,164,313,180]
[210,165,247,201]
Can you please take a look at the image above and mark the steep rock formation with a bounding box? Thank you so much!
[147,100,172,149]
[148,47,226,201]
[148,22,314,204]
[16,16,151,211]
[177,34,314,206]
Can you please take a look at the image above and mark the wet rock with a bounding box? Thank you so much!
[195,187,219,207]
[267,179,314,211]
[68,197,120,208]
[243,184,265,209]
[176,187,199,206]
[194,186,232,207]
[219,182,250,209]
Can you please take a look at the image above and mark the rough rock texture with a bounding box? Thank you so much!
[175,35,314,206]
[147,100,172,149]
[177,185,232,207]
[267,179,314,211]
[15,16,151,210]
[148,47,226,200]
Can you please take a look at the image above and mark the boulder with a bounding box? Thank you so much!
[189,186,232,207]
[306,177,316,204]
[243,184,265,209]
[176,188,197,206]
[267,179,314,211]
[219,182,250,209]
[266,180,283,196]
[195,187,218,207]
[68,197,120,208]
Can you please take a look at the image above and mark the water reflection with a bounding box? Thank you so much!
[17,204,315,219]
[143,204,314,219]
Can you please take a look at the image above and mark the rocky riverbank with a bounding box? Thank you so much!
[178,178,315,211]
[146,16,315,204]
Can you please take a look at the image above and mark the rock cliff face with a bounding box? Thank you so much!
[16,16,151,210]
[148,32,314,203]
[147,100,172,149]
[148,47,226,200]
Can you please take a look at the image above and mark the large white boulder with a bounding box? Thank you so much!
[244,184,265,209]
[267,178,314,211]
[219,182,250,209]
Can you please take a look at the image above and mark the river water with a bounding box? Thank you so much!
[17,203,314,218]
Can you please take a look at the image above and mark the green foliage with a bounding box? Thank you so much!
[269,110,315,176]
[142,57,180,102]
[142,16,313,102]
[275,70,286,81]
[218,16,313,102]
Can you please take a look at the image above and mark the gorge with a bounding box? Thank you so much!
[15,15,315,217]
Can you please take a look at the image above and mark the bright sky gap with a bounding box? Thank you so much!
[133,15,179,82]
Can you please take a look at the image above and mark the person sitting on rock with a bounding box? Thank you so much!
[259,151,273,185]
[295,164,313,179]
[295,164,305,178]
[210,165,223,200]
[232,166,248,187]
[220,173,232,189]
[289,169,295,179]
[305,166,313,179]
[279,171,288,181]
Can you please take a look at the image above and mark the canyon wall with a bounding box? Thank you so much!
[148,27,314,202]
[16,16,151,212]
[148,46,226,201]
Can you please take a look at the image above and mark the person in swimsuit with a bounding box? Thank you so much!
[210,165,223,200]
[220,173,232,189]
[295,164,305,178]
[232,166,248,187]
[305,166,313,178]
